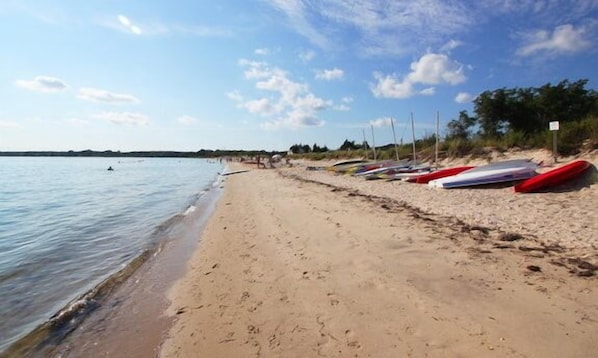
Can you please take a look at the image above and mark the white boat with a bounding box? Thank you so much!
[428,159,538,188]
[353,160,411,176]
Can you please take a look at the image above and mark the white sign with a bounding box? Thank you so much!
[549,121,559,131]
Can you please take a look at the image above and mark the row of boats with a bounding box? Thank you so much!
[326,158,593,192]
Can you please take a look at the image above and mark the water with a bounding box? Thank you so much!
[0,156,223,352]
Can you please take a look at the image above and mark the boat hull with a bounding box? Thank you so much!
[429,166,537,188]
[414,166,474,184]
[514,160,591,193]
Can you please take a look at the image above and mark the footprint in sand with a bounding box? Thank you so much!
[345,329,362,349]
[327,292,339,306]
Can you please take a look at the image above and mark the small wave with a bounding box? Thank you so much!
[0,249,153,357]
[183,205,196,216]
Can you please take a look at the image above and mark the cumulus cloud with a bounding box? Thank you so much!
[78,88,140,104]
[455,92,474,103]
[315,68,344,80]
[369,117,393,128]
[233,59,331,129]
[407,53,466,85]
[93,112,148,126]
[372,53,466,99]
[516,24,592,57]
[118,14,142,35]
[15,75,69,93]
[243,98,277,115]
[341,96,353,103]
[371,73,415,99]
[255,48,270,55]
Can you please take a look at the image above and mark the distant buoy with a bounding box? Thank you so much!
[107,166,114,171]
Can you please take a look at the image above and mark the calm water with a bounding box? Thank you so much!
[0,156,223,352]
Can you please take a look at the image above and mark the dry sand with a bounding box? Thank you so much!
[160,150,598,357]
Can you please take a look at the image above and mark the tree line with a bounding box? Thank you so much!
[446,79,597,140]
[289,79,597,155]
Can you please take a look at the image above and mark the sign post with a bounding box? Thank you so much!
[549,121,559,163]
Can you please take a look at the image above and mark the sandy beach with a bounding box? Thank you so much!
[160,150,598,357]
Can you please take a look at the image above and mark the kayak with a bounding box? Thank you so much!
[414,166,474,184]
[514,160,592,193]
[429,160,538,188]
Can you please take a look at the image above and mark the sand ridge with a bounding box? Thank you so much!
[160,155,598,357]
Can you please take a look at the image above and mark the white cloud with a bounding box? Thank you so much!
[299,49,316,63]
[516,24,592,57]
[265,0,330,49]
[263,0,597,58]
[441,39,463,52]
[118,14,142,35]
[103,15,232,37]
[420,87,436,96]
[78,88,140,104]
[177,115,198,125]
[407,53,466,85]
[371,72,415,99]
[227,90,244,102]
[15,75,69,93]
[315,68,344,80]
[234,59,330,129]
[455,92,474,103]
[261,109,324,130]
[93,112,148,126]
[334,104,350,111]
[264,0,472,55]
[341,96,353,103]
[369,117,393,128]
[255,48,270,55]
[372,53,466,99]
[243,98,277,115]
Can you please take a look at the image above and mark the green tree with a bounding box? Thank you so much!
[446,110,476,140]
[338,139,360,151]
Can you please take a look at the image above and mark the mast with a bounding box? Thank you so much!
[362,128,369,160]
[435,111,439,168]
[410,112,416,162]
[391,117,399,161]
[370,124,377,160]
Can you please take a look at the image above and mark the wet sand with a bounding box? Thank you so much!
[160,151,598,357]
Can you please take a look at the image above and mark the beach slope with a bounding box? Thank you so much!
[160,164,597,357]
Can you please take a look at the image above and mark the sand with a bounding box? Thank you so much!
[160,150,598,357]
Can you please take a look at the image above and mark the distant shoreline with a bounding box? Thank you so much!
[0,150,282,158]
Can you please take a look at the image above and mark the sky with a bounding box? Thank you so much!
[1,0,597,152]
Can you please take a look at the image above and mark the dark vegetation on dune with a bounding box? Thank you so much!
[291,79,598,161]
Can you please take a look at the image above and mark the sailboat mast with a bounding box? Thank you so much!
[410,112,416,162]
[391,117,399,161]
[435,111,439,168]
[362,128,369,160]
[370,124,377,160]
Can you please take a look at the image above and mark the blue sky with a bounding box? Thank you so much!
[1,0,597,152]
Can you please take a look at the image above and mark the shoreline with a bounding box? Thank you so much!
[159,153,598,357]
[0,172,224,358]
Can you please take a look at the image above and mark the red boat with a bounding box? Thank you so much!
[414,166,474,184]
[514,160,591,193]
